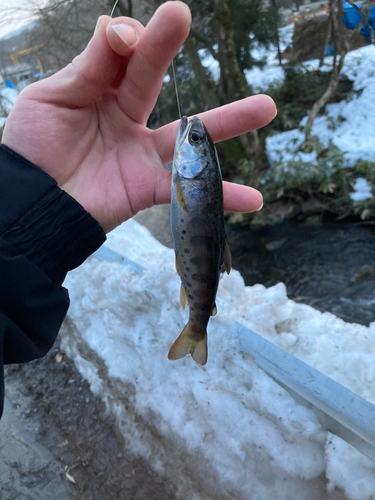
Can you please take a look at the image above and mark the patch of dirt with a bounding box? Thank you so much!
[3,336,177,500]
[291,18,367,62]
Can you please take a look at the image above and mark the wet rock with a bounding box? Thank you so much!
[350,265,375,283]
[265,238,287,252]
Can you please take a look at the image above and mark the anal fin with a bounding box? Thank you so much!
[180,283,187,310]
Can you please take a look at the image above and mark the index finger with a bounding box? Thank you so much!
[153,94,277,164]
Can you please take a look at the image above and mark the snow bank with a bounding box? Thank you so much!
[61,219,375,500]
[265,44,375,168]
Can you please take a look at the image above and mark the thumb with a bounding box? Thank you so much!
[23,16,143,108]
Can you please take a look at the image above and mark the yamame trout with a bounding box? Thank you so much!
[169,116,231,366]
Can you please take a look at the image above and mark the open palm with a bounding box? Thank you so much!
[2,2,275,233]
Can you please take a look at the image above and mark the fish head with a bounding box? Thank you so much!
[174,116,216,179]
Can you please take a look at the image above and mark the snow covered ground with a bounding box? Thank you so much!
[259,42,375,172]
[0,87,18,128]
[2,22,375,499]
[61,219,375,500]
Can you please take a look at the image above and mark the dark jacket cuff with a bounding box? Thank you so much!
[0,144,106,284]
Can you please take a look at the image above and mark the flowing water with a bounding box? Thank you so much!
[135,206,375,326]
[226,220,375,326]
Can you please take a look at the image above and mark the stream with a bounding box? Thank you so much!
[226,220,375,326]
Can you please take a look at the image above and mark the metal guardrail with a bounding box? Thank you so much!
[93,245,145,275]
[237,322,375,462]
[91,245,375,462]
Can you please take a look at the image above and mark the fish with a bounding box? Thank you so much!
[168,116,231,366]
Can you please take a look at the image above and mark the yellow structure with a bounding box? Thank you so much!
[10,45,44,74]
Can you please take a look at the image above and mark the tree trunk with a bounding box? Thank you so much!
[183,36,220,112]
[302,0,346,152]
[319,18,331,67]
[213,0,260,157]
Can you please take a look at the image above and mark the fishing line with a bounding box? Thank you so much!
[171,59,182,119]
[110,0,120,18]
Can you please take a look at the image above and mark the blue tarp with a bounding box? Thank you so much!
[5,79,14,89]
[342,1,375,43]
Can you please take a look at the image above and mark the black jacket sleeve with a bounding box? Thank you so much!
[0,145,106,418]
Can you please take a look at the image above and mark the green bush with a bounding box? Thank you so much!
[261,138,350,203]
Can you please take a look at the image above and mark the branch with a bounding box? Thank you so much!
[345,0,371,25]
[189,28,218,61]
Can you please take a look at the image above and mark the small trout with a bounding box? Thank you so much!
[169,116,231,366]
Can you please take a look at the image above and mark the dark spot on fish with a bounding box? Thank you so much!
[184,248,190,254]
[186,267,191,272]
[188,294,194,300]
[181,237,184,240]
[181,219,184,223]
[184,274,187,277]
[187,282,192,287]
[190,257,199,266]
[182,230,187,234]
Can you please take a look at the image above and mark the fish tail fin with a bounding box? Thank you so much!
[168,323,208,366]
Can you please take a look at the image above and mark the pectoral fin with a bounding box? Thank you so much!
[175,176,188,212]
[223,237,232,275]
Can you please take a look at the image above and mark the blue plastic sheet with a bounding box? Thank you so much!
[342,1,375,43]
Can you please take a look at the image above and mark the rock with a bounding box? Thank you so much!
[350,265,375,283]
[265,238,287,252]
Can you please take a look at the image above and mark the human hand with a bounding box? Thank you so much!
[2,1,275,233]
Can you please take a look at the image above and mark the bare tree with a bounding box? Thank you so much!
[302,0,367,151]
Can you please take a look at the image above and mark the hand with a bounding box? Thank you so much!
[2,1,275,233]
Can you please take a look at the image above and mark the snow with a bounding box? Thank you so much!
[350,177,373,201]
[245,25,293,91]
[61,219,375,500]
[0,88,18,127]
[264,44,375,170]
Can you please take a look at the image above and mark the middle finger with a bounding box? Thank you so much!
[116,1,191,124]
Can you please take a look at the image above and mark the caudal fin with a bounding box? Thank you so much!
[168,323,208,366]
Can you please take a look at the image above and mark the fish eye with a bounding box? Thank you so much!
[190,131,202,143]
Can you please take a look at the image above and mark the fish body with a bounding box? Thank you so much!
[169,116,231,365]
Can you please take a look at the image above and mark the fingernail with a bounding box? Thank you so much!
[273,106,278,119]
[257,202,263,212]
[112,24,138,48]
[95,16,103,34]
